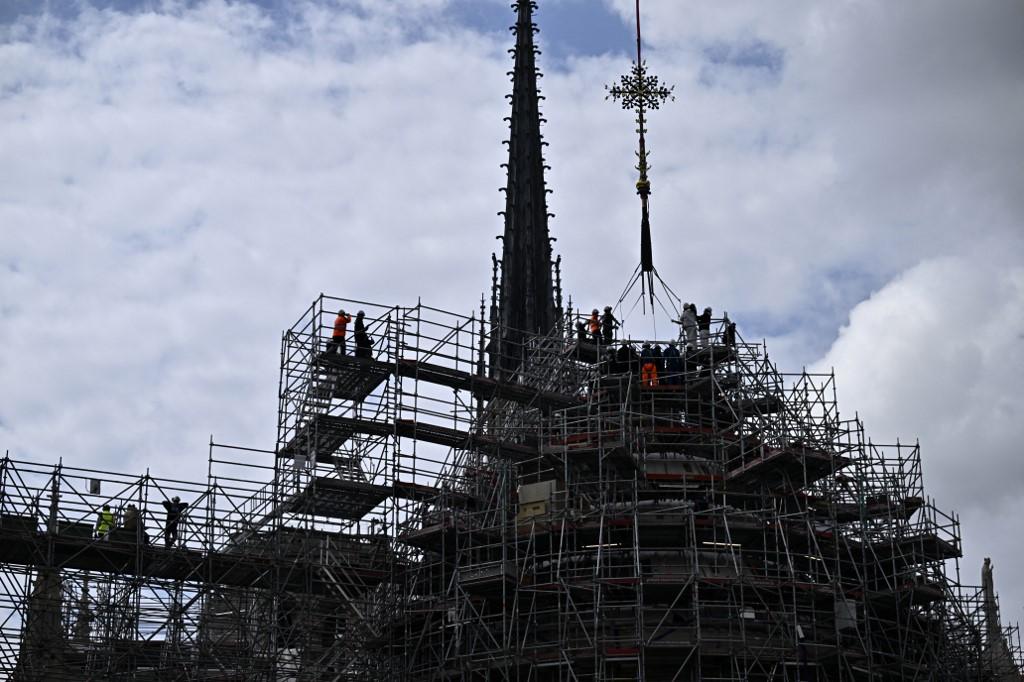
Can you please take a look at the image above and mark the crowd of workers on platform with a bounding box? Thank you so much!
[575,303,738,388]
[93,495,190,549]
[322,302,738,389]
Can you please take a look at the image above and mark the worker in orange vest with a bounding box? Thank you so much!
[588,309,601,345]
[329,309,352,355]
[640,343,658,387]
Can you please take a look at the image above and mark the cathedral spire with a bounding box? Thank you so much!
[492,0,558,378]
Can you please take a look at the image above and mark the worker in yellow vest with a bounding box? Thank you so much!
[95,504,114,540]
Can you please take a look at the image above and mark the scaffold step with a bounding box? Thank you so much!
[394,358,579,410]
[392,479,474,506]
[282,415,538,460]
[392,479,440,502]
[303,377,335,411]
[286,477,391,520]
[868,533,961,562]
[315,352,392,402]
[310,376,333,393]
[688,344,737,364]
[539,430,639,475]
[459,560,516,593]
[730,394,785,414]
[278,415,356,461]
[565,339,601,363]
[634,376,717,397]
[725,446,854,491]
[397,520,457,550]
[0,513,38,534]
[866,580,946,605]
[812,495,925,523]
[643,471,722,486]
[0,525,388,593]
[636,424,720,452]
[541,429,625,455]
[394,418,537,459]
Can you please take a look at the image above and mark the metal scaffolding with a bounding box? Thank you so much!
[0,5,1020,680]
[1,294,1020,680]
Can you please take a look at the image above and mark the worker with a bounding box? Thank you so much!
[588,309,601,345]
[575,320,588,343]
[615,342,632,375]
[162,496,189,549]
[355,332,374,358]
[354,311,373,358]
[328,308,352,355]
[627,342,641,375]
[697,306,712,347]
[652,343,664,376]
[600,306,619,344]
[640,343,658,387]
[123,503,149,546]
[676,303,697,350]
[723,314,737,347]
[95,504,114,540]
[663,340,682,385]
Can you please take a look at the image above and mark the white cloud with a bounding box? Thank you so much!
[0,0,1021,624]
[592,0,1024,352]
[815,256,1024,616]
[0,1,512,481]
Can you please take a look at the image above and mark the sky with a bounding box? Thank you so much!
[1,0,1022,625]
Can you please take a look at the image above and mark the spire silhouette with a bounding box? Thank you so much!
[492,0,558,378]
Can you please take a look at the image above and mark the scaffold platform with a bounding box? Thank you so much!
[286,476,392,520]
[0,520,386,592]
[315,352,393,402]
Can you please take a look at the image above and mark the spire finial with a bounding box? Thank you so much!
[607,0,674,307]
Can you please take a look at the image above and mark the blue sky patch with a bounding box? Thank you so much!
[448,0,632,65]
[2,1,633,66]
[699,38,784,89]
[738,264,886,359]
